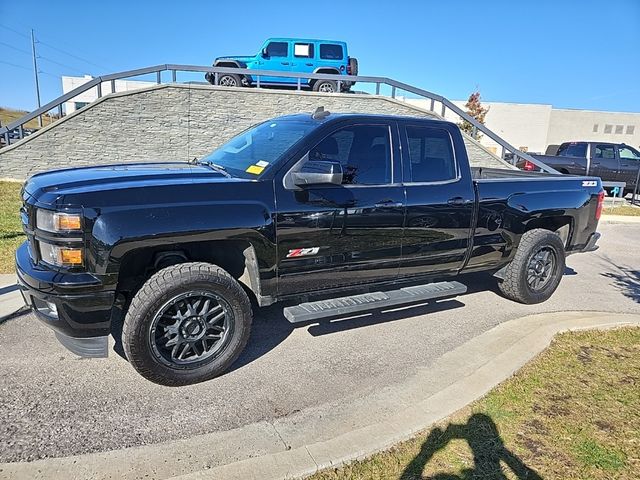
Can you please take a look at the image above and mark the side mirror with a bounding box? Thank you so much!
[261,48,268,57]
[292,161,343,187]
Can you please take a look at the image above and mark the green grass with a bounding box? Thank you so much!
[603,205,640,216]
[0,181,24,273]
[310,327,640,480]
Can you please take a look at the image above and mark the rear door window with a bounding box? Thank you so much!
[556,143,587,157]
[404,126,457,182]
[319,44,344,60]
[266,41,288,57]
[294,43,314,58]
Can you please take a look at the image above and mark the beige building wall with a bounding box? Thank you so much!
[547,109,640,148]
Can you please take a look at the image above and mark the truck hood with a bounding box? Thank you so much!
[24,162,243,206]
[215,55,254,63]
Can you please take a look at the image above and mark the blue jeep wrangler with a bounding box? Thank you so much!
[205,38,358,93]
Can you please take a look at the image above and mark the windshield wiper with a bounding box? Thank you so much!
[194,159,231,178]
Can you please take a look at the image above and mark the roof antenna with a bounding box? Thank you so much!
[312,106,330,120]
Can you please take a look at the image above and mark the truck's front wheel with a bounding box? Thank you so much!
[498,229,566,304]
[123,262,252,386]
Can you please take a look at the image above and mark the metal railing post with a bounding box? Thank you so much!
[171,69,177,83]
[110,79,116,93]
[375,83,380,95]
[430,99,435,111]
[391,86,396,98]
[441,103,446,117]
[337,80,341,92]
[156,71,161,84]
[472,125,477,139]
[297,78,301,90]
[256,75,260,88]
[18,124,24,139]
[58,104,63,118]
[501,146,505,160]
[97,83,102,98]
[3,131,9,146]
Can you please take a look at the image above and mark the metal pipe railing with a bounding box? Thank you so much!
[0,64,557,173]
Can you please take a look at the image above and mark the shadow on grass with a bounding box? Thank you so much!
[601,267,640,303]
[401,413,542,480]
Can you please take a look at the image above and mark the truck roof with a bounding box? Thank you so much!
[276,112,456,128]
[264,37,347,46]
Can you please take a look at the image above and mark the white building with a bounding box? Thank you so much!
[403,98,640,155]
[62,76,640,154]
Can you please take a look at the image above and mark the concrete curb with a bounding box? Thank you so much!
[2,310,638,480]
[600,214,640,224]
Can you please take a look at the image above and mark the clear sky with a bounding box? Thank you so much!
[1,0,639,113]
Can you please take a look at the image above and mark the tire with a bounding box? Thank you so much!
[312,79,338,93]
[498,229,566,304]
[348,57,358,76]
[218,73,242,87]
[122,262,252,386]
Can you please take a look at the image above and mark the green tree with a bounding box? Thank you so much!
[458,90,489,139]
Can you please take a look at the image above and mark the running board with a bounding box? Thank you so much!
[283,281,467,324]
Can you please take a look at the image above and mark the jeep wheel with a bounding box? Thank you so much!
[498,229,566,304]
[218,73,242,87]
[122,262,252,386]
[313,79,338,93]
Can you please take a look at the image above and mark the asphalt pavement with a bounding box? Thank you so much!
[1,222,639,465]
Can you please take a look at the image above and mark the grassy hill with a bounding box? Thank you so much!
[0,107,58,130]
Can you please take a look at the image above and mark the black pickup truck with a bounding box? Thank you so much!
[16,112,604,385]
[518,141,640,191]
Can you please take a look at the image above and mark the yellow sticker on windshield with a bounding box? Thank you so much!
[246,165,265,175]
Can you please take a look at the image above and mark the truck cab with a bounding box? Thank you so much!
[205,38,358,92]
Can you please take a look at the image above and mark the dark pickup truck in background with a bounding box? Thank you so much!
[518,141,640,192]
[17,112,604,386]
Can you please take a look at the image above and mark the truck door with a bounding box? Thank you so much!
[617,145,640,191]
[275,121,405,295]
[398,122,475,277]
[260,40,294,84]
[290,41,315,85]
[590,143,619,182]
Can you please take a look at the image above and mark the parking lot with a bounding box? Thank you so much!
[1,221,639,465]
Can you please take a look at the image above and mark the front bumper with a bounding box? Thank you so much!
[15,242,114,357]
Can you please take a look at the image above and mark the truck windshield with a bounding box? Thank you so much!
[557,143,587,158]
[200,119,318,178]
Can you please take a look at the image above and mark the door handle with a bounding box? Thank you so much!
[374,200,403,208]
[281,62,290,65]
[305,62,313,66]
[447,197,470,206]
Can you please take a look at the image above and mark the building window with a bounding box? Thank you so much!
[615,125,624,134]
[592,124,599,133]
[626,125,635,135]
[74,102,89,110]
[604,124,613,134]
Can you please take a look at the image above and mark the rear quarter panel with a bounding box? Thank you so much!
[466,177,601,271]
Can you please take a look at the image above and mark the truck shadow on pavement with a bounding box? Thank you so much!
[400,413,542,479]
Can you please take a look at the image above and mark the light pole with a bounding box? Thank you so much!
[30,29,42,127]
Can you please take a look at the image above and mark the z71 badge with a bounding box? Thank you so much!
[286,247,320,258]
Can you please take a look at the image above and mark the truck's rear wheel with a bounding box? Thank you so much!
[123,262,252,386]
[498,229,566,304]
[218,73,242,87]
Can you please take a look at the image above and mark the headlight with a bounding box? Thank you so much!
[39,242,83,267]
[36,209,82,232]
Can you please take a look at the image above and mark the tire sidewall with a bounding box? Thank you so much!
[313,80,337,93]
[218,73,240,87]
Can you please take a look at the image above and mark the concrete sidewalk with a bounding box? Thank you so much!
[600,214,640,224]
[0,273,24,322]
[2,310,638,480]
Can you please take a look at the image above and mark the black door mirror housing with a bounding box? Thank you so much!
[261,48,268,57]
[292,161,343,187]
